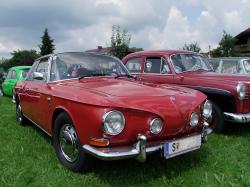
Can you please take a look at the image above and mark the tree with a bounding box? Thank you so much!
[110,25,131,59]
[211,30,238,57]
[39,28,55,56]
[183,42,201,53]
[0,50,40,70]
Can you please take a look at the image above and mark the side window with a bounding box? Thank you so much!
[6,71,12,79]
[221,60,239,74]
[27,61,39,81]
[125,58,142,73]
[35,59,49,82]
[11,70,17,79]
[145,57,170,74]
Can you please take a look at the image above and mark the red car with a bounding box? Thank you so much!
[122,50,250,133]
[14,52,211,172]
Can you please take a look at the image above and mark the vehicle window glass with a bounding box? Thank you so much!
[161,58,170,74]
[20,69,30,79]
[243,60,250,73]
[221,60,239,74]
[125,58,142,73]
[6,71,12,79]
[208,59,220,71]
[171,54,212,73]
[27,61,39,81]
[11,70,17,79]
[145,57,161,73]
[144,57,170,74]
[35,59,49,82]
[50,53,129,81]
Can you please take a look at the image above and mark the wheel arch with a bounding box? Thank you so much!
[51,107,76,134]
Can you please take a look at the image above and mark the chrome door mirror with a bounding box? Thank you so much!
[33,72,44,80]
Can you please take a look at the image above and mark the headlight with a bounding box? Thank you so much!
[190,113,199,127]
[237,83,246,100]
[203,100,212,119]
[103,110,125,135]
[150,118,163,134]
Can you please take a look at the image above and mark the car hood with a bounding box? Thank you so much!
[53,78,206,129]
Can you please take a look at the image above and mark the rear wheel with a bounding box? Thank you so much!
[210,102,225,133]
[53,112,91,172]
[16,102,27,126]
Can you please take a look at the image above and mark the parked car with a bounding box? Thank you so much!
[122,50,250,133]
[209,57,250,75]
[2,66,31,96]
[14,52,211,172]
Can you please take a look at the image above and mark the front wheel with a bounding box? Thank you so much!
[53,112,92,172]
[210,102,225,133]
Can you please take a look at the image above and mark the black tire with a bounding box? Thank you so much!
[53,112,91,173]
[211,102,225,133]
[16,101,27,126]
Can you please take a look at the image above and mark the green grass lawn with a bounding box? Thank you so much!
[1,96,250,187]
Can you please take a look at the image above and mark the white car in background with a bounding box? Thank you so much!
[209,57,250,75]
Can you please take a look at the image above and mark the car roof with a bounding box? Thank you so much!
[123,50,198,60]
[9,66,31,71]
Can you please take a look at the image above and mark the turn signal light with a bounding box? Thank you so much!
[89,137,109,147]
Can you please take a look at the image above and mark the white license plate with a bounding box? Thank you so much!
[164,134,201,158]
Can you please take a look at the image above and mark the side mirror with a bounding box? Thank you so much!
[33,72,44,80]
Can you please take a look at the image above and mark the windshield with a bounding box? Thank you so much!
[171,54,212,73]
[50,53,129,81]
[243,60,250,73]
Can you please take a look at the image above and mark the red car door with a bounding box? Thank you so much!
[137,56,174,84]
[23,58,52,132]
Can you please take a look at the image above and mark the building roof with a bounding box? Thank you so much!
[235,27,250,38]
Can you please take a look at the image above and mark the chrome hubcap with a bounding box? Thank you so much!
[16,105,22,123]
[59,124,79,162]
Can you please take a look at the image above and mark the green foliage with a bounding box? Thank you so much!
[110,25,131,59]
[39,28,55,56]
[183,42,201,53]
[130,47,144,52]
[0,50,40,71]
[211,30,238,57]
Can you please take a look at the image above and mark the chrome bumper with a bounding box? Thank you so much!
[83,125,209,161]
[224,112,250,123]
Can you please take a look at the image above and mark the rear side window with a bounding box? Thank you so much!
[125,58,142,73]
[11,70,17,79]
[144,57,170,74]
[221,60,239,74]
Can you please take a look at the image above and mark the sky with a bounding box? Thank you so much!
[0,0,250,58]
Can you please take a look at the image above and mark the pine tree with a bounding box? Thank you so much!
[39,28,55,56]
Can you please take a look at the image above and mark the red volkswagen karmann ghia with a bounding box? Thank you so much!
[14,52,211,172]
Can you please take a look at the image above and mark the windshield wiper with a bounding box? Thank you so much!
[114,74,136,79]
[79,73,113,80]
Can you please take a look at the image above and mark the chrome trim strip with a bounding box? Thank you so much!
[224,112,250,123]
[23,114,52,137]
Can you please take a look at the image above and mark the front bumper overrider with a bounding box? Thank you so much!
[83,122,210,162]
